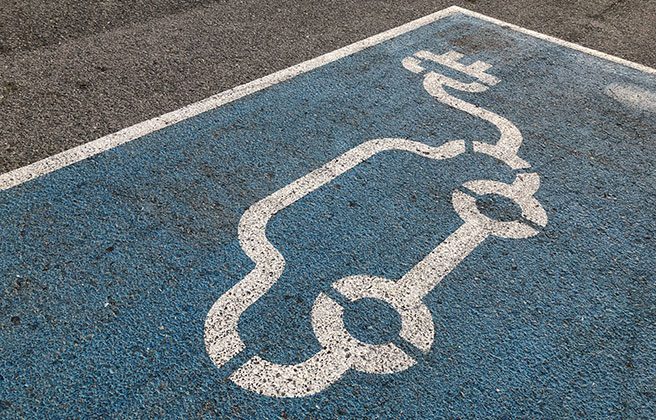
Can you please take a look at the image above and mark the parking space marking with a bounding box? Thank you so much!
[1,6,654,191]
[2,6,655,418]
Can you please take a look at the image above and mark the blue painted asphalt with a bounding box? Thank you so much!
[1,12,655,419]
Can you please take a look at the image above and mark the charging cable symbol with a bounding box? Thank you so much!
[204,50,547,397]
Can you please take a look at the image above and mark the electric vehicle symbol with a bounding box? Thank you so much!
[204,49,548,397]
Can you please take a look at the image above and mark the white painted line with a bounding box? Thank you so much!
[0,6,460,191]
[204,138,466,380]
[605,82,656,113]
[1,6,654,192]
[205,49,549,397]
[454,6,656,76]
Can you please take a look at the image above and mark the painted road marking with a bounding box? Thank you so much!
[204,51,549,397]
[1,6,655,419]
[605,82,656,113]
[1,6,655,192]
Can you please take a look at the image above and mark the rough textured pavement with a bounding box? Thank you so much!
[1,2,656,420]
[1,0,656,173]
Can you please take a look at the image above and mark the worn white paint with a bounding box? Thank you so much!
[204,138,467,373]
[605,83,656,113]
[0,7,458,191]
[403,50,529,169]
[459,7,656,76]
[1,6,655,191]
[204,51,549,397]
[414,50,500,85]
[216,169,547,397]
[2,3,653,399]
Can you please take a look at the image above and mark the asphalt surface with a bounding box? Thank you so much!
[1,3,655,419]
[1,0,656,173]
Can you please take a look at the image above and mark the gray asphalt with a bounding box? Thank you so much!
[1,0,655,174]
